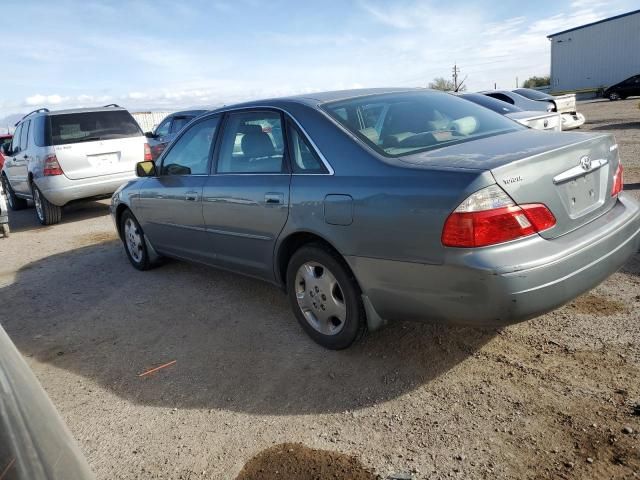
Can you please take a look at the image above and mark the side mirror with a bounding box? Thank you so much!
[145,131,156,139]
[136,161,157,177]
[1,143,11,155]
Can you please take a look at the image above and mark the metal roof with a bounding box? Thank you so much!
[547,9,640,38]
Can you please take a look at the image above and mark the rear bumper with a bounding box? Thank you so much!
[35,172,136,206]
[347,194,640,327]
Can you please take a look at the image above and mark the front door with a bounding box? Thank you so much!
[136,115,221,261]
[202,110,290,280]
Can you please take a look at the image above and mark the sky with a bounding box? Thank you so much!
[0,0,637,119]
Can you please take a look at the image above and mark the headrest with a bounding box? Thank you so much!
[239,124,263,134]
[241,131,275,158]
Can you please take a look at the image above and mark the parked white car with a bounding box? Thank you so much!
[0,105,151,225]
[460,93,562,131]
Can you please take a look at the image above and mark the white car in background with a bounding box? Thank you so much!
[459,93,562,131]
[513,88,585,130]
[1,105,151,225]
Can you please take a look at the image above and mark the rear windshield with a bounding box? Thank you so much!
[322,91,523,157]
[513,88,552,101]
[460,93,522,114]
[48,111,142,146]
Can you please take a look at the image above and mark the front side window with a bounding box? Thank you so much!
[161,116,219,175]
[323,91,522,157]
[287,123,326,173]
[49,111,141,146]
[217,111,285,174]
[11,124,22,153]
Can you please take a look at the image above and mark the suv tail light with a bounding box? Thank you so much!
[442,184,556,248]
[611,163,623,197]
[144,143,153,161]
[43,154,64,176]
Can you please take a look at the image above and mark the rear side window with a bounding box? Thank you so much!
[217,111,285,174]
[33,116,48,147]
[287,123,327,173]
[20,120,30,150]
[170,116,192,134]
[49,110,142,146]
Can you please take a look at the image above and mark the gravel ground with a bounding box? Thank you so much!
[0,100,639,480]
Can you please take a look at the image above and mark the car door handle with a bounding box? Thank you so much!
[184,191,199,202]
[264,193,284,205]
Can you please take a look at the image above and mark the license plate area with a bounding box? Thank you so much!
[87,152,121,170]
[557,169,607,218]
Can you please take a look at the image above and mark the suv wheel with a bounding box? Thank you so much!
[2,175,28,210]
[120,209,154,270]
[32,184,62,225]
[286,244,366,349]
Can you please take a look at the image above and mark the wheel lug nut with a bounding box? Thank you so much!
[321,294,327,301]
[315,286,319,293]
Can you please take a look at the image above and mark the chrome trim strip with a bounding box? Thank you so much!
[203,105,335,175]
[552,158,608,184]
[204,227,271,241]
[148,221,206,232]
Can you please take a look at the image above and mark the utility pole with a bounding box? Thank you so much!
[452,63,460,91]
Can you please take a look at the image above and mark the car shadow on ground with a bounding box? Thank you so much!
[0,241,495,415]
[6,200,111,234]
[590,121,640,131]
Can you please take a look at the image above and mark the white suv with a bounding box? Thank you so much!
[0,105,150,225]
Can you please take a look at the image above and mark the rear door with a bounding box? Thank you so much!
[201,110,291,280]
[50,110,145,180]
[135,115,221,261]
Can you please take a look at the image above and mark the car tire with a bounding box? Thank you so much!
[2,175,28,210]
[286,243,366,350]
[0,224,9,237]
[608,91,620,101]
[120,209,154,271]
[32,184,61,225]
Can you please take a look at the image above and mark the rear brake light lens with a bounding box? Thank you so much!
[144,143,153,161]
[611,163,623,197]
[442,185,556,248]
[43,154,63,176]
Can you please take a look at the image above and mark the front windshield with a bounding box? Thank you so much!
[513,88,552,101]
[322,91,523,157]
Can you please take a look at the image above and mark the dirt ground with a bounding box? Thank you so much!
[0,99,639,480]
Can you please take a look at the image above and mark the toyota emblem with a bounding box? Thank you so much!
[580,155,592,171]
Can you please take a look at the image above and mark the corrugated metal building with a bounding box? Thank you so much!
[548,9,640,94]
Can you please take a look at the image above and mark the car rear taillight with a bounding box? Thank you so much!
[144,143,153,161]
[611,163,623,197]
[43,154,63,176]
[442,184,556,248]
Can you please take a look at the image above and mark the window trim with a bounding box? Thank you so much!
[157,114,221,177]
[286,120,329,174]
[212,108,291,176]
[207,106,334,176]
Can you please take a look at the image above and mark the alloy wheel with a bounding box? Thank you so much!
[33,188,44,222]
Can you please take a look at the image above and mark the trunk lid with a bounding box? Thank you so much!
[490,133,619,239]
[54,136,146,180]
[400,129,620,239]
[550,94,576,114]
[506,111,562,131]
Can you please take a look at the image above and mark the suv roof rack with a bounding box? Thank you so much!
[17,108,50,124]
[102,104,121,108]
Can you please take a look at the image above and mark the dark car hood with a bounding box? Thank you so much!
[396,129,607,171]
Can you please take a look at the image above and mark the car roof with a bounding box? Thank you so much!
[209,87,427,112]
[47,106,128,116]
[169,109,208,117]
